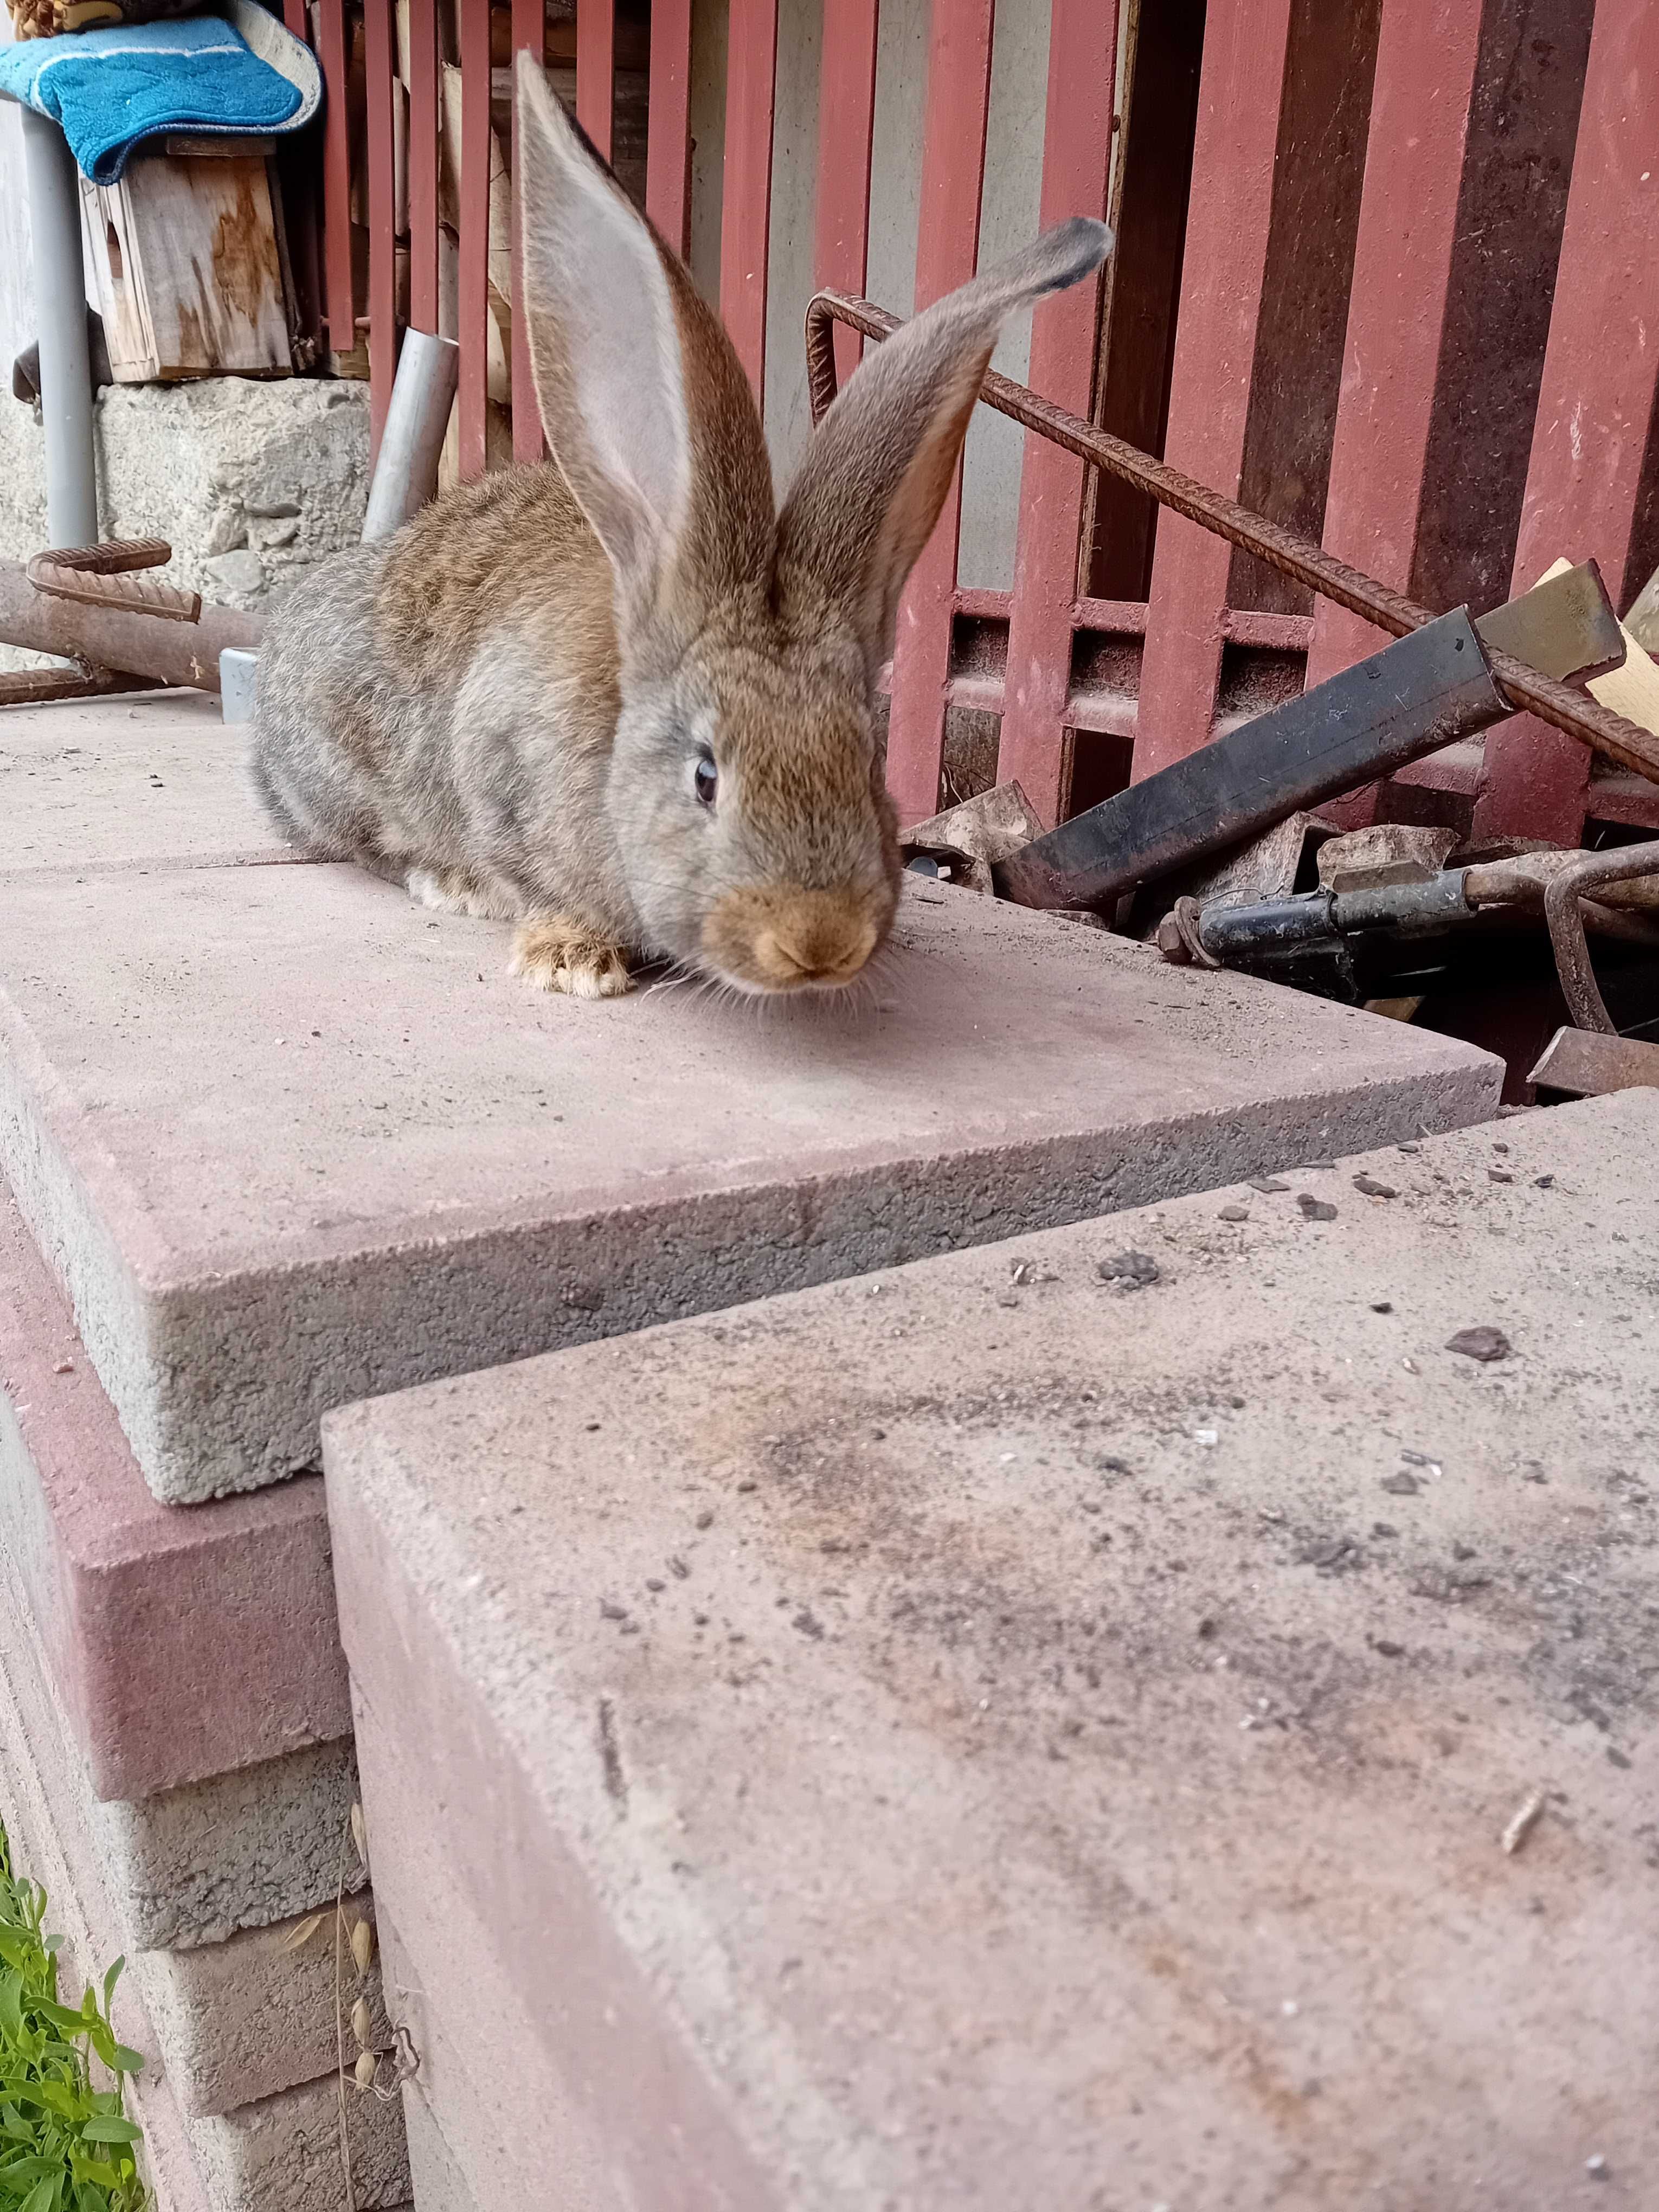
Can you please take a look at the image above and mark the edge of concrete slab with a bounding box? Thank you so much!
[0,882,1503,1503]
[0,1181,351,1797]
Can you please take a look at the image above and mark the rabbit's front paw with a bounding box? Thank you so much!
[510,916,636,999]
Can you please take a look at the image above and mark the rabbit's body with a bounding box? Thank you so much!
[255,464,638,948]
[252,57,1111,1000]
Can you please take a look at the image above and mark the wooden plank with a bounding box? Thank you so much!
[883,0,995,829]
[811,0,880,390]
[1474,0,1659,846]
[1530,1026,1659,1099]
[577,0,616,164]
[995,0,1117,828]
[83,157,290,382]
[719,0,780,401]
[458,0,492,480]
[1129,0,1294,783]
[317,0,356,359]
[510,0,546,463]
[365,0,400,460]
[408,0,440,331]
[645,0,693,255]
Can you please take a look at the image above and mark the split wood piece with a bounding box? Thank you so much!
[79,153,291,382]
[27,539,201,625]
[1530,1027,1659,1098]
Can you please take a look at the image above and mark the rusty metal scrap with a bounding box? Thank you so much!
[0,557,257,693]
[25,538,202,625]
[805,290,1659,789]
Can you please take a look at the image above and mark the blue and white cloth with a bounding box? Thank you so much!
[0,10,317,185]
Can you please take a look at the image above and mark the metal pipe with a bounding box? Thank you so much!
[21,109,98,550]
[361,330,460,541]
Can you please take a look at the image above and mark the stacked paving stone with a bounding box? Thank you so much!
[0,687,1504,2206]
[329,1098,1659,2210]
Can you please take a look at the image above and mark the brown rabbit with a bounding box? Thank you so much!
[251,53,1111,998]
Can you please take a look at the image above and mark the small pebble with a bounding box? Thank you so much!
[1398,1142,1420,1154]
[1400,1449,1437,1467]
[645,1578,665,1593]
[1534,1173,1555,1189]
[1098,1250,1160,1289]
[695,1509,715,1529]
[599,1600,628,1622]
[1193,1427,1219,1447]
[1487,1167,1514,1184]
[1371,1300,1393,1314]
[1446,1324,1511,1362]
[669,1556,690,1579]
[1586,2154,1609,2178]
[52,1358,74,1374]
[1218,1203,1250,1223]
[1380,1471,1420,1495]
[1372,1639,1405,1658]
[1353,1174,1397,1199]
[1248,1176,1289,1194]
[1297,1195,1337,1222]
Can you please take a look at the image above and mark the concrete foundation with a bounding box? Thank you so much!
[0,377,369,626]
[328,1095,1658,2211]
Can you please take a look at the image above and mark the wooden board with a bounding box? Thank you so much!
[80,154,291,382]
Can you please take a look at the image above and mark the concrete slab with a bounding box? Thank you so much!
[0,687,284,872]
[0,1514,372,2117]
[0,847,1500,1501]
[141,1899,386,2120]
[186,2074,409,2212]
[0,1182,351,1796]
[327,1096,1659,2212]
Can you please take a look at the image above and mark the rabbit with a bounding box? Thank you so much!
[251,52,1112,1000]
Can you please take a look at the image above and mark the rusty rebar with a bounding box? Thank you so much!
[26,537,202,624]
[804,290,1659,789]
[1541,839,1659,1034]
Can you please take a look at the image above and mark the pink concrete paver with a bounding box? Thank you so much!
[329,1095,1659,2212]
[0,1185,348,1799]
[0,845,1500,1503]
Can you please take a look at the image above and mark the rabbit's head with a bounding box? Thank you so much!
[516,55,1110,995]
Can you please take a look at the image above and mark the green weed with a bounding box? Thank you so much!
[0,1821,148,2212]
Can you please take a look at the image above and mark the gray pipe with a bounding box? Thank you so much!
[21,108,98,549]
[361,330,460,542]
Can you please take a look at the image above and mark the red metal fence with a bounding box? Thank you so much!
[287,0,1659,853]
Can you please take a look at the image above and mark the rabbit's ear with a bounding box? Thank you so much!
[514,54,772,624]
[775,221,1112,672]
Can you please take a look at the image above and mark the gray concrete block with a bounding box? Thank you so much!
[0,832,1500,1501]
[187,2073,409,2212]
[137,1900,386,2120]
[100,1742,365,1953]
[327,1094,1659,2211]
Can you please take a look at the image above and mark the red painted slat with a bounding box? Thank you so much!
[281,0,306,35]
[577,0,616,164]
[1130,0,1294,783]
[316,0,356,359]
[458,0,492,480]
[995,0,1117,827]
[407,0,439,333]
[364,0,398,462]
[645,0,693,255]
[719,0,780,400]
[882,0,995,828]
[1306,0,1483,695]
[812,0,880,390]
[1475,0,1659,845]
[510,0,547,464]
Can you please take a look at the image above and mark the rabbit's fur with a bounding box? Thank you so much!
[252,55,1111,999]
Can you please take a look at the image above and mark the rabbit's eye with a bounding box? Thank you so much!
[693,754,718,808]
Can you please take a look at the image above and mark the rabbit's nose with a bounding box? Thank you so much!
[702,884,886,992]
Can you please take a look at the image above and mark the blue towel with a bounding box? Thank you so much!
[0,16,303,185]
